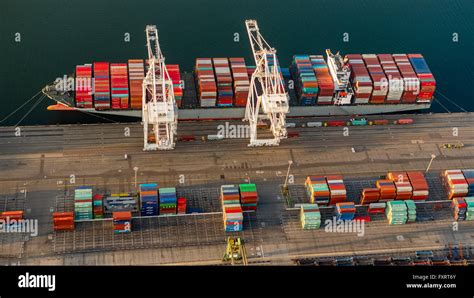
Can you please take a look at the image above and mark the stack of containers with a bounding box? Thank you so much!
[221,185,241,205]
[407,171,429,200]
[346,54,372,104]
[305,176,330,205]
[368,202,386,214]
[291,55,318,106]
[52,212,74,231]
[239,184,258,211]
[93,194,104,219]
[377,54,403,103]
[4,211,24,221]
[326,175,347,205]
[362,54,387,104]
[392,54,419,103]
[159,187,177,215]
[408,54,436,102]
[385,201,408,224]
[300,204,321,229]
[309,55,334,105]
[405,200,417,223]
[128,59,145,110]
[110,63,129,109]
[451,198,466,221]
[139,183,159,216]
[0,211,23,221]
[220,187,244,232]
[75,64,93,108]
[93,62,111,109]
[394,181,413,200]
[360,188,380,205]
[113,211,132,233]
[74,187,93,220]
[177,198,186,215]
[336,202,356,221]
[222,204,243,232]
[462,169,474,196]
[465,197,474,220]
[229,58,250,107]
[376,180,397,201]
[195,58,217,107]
[441,170,469,199]
[167,64,183,108]
[213,58,234,107]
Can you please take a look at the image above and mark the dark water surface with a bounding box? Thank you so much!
[1,0,473,125]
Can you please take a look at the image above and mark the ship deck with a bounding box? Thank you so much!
[0,112,473,265]
[46,72,431,119]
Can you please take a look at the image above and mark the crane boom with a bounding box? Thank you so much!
[244,20,289,147]
[142,25,177,150]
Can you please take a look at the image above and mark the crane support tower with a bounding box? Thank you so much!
[142,25,178,150]
[244,20,289,147]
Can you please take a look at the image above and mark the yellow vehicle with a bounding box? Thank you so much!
[223,237,248,265]
[442,143,464,149]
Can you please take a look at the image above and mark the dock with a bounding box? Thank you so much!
[0,112,473,265]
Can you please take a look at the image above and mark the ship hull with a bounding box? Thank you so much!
[72,103,431,120]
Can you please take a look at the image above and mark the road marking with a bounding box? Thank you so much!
[397,235,405,241]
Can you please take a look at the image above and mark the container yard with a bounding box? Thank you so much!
[0,112,473,267]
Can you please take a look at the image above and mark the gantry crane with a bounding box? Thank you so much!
[142,25,177,150]
[244,20,289,147]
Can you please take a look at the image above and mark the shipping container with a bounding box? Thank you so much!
[167,64,183,108]
[113,211,132,233]
[392,54,420,103]
[441,169,469,199]
[213,58,234,107]
[53,212,74,231]
[74,186,93,220]
[408,54,436,102]
[239,183,258,211]
[386,200,408,224]
[362,54,388,104]
[139,183,158,216]
[110,63,129,109]
[309,55,334,105]
[300,204,321,229]
[93,62,111,109]
[128,59,144,110]
[376,180,396,201]
[229,58,250,107]
[195,58,217,107]
[75,64,93,108]
[346,54,372,104]
[361,188,380,205]
[462,169,474,196]
[377,54,403,103]
[336,202,356,221]
[291,55,318,106]
[159,187,177,215]
[326,175,347,205]
[305,176,330,205]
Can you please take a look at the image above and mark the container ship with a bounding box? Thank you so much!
[43,48,436,121]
